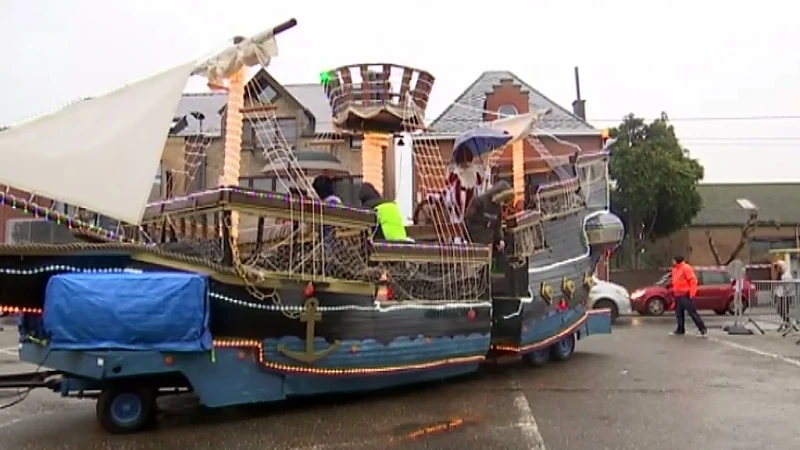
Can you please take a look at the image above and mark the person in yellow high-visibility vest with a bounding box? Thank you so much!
[359,183,409,241]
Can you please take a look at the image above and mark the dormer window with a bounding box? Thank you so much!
[257,84,279,103]
[497,104,519,118]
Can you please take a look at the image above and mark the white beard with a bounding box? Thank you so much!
[452,164,482,189]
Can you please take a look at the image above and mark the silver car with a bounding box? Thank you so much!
[587,276,632,323]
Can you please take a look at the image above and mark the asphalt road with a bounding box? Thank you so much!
[2,315,800,450]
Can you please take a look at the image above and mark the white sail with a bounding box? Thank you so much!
[0,61,197,225]
[483,110,550,145]
[192,29,279,87]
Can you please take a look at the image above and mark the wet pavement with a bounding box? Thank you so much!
[2,315,800,449]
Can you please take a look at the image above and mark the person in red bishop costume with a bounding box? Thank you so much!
[447,148,485,220]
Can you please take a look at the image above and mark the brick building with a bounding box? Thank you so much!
[649,183,800,266]
[424,70,604,200]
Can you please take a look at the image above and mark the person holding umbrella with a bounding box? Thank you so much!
[447,127,514,221]
[447,150,484,220]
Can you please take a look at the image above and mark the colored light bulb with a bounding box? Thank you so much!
[319,71,333,85]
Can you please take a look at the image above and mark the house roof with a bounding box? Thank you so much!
[171,82,333,137]
[692,183,800,226]
[429,70,598,136]
[284,84,334,133]
[169,70,600,138]
[171,92,227,137]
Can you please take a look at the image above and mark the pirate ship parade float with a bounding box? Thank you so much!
[0,19,621,433]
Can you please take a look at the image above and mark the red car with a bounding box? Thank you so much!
[630,267,753,316]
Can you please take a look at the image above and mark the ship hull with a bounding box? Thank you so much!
[489,206,614,355]
[16,310,607,408]
[1,246,608,404]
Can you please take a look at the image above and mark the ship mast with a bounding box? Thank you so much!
[197,20,298,247]
[512,139,524,206]
[219,45,246,242]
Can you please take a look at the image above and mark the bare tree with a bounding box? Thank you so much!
[705,210,780,265]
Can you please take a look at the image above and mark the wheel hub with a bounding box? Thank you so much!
[111,393,143,425]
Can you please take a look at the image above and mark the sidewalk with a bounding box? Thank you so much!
[0,315,15,332]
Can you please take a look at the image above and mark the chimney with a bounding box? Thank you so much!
[571,66,586,120]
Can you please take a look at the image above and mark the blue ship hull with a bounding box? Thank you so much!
[17,306,610,408]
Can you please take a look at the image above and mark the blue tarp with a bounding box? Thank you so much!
[43,272,212,352]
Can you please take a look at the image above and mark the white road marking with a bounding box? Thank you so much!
[0,412,55,430]
[708,336,800,368]
[0,416,28,429]
[0,346,18,356]
[511,379,547,450]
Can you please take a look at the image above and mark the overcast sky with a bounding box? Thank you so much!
[2,0,798,183]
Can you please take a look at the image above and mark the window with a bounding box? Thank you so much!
[700,271,730,285]
[350,135,363,150]
[749,238,796,262]
[656,273,671,286]
[497,104,518,118]
[274,180,290,194]
[276,118,298,147]
[252,177,274,191]
[250,119,273,149]
[245,118,297,149]
[256,84,279,103]
[736,198,757,210]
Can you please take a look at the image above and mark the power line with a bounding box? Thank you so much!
[428,115,800,124]
[679,137,800,141]
[589,115,800,123]
[680,142,800,146]
[439,102,800,123]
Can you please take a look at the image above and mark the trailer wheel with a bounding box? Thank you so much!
[550,334,576,362]
[96,387,156,434]
[523,348,550,367]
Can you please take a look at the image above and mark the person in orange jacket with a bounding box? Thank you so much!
[670,255,707,336]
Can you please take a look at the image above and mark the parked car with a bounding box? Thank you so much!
[630,267,753,316]
[587,276,632,323]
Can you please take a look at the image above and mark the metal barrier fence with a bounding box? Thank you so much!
[743,280,800,341]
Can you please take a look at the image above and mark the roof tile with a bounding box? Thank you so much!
[693,183,800,225]
[429,70,597,135]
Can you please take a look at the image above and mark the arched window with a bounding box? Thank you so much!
[497,104,518,117]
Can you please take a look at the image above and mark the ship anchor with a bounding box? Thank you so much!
[277,297,341,364]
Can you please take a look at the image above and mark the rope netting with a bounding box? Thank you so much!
[153,62,495,305]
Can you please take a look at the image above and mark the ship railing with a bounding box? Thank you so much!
[502,210,546,260]
[367,240,492,302]
[368,240,491,265]
[322,63,435,126]
[535,177,585,221]
[141,186,376,230]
